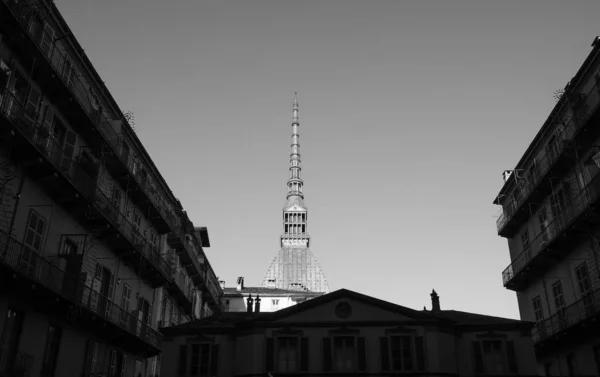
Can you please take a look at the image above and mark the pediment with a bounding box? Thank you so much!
[285,204,306,212]
[270,290,430,324]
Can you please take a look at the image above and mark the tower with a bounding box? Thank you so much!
[262,93,330,293]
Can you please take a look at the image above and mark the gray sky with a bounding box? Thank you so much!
[56,0,600,319]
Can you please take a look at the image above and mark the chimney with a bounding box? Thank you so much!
[237,276,244,291]
[246,294,254,313]
[218,280,225,290]
[431,289,441,312]
[255,295,261,313]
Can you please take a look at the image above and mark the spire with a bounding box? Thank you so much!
[287,92,303,199]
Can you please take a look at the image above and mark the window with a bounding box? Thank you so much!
[120,284,132,322]
[380,335,425,372]
[132,211,142,243]
[21,210,45,276]
[223,300,230,312]
[520,229,530,257]
[575,263,592,295]
[538,208,549,242]
[62,57,77,88]
[272,299,279,309]
[266,337,308,373]
[39,23,55,57]
[472,340,517,374]
[185,343,219,377]
[551,281,565,310]
[112,188,122,210]
[40,324,62,377]
[322,336,366,372]
[532,296,544,321]
[0,308,25,375]
[149,231,159,251]
[108,351,117,377]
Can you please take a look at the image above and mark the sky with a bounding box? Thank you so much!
[54,0,600,319]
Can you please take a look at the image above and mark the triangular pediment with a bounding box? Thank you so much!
[284,204,306,212]
[268,289,433,324]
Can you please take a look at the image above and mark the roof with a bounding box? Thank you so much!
[222,287,325,296]
[162,289,532,336]
[432,310,533,327]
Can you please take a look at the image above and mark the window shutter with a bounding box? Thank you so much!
[473,341,483,373]
[300,337,309,371]
[415,336,425,371]
[506,341,518,373]
[322,337,332,371]
[357,336,367,371]
[83,340,95,376]
[380,337,390,371]
[178,345,187,376]
[210,344,219,376]
[107,275,115,301]
[265,337,275,372]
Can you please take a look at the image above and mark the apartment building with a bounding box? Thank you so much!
[0,1,221,377]
[220,276,324,313]
[160,289,538,376]
[494,36,600,376]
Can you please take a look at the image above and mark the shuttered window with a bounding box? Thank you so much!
[380,335,425,372]
[473,340,517,374]
[321,336,367,372]
[188,343,219,377]
[265,337,309,372]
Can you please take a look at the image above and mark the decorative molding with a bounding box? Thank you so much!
[186,335,215,344]
[384,325,418,335]
[272,326,304,337]
[475,330,508,339]
[334,301,352,319]
[328,325,360,335]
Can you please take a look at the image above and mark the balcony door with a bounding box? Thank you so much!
[92,264,115,318]
[40,325,62,377]
[60,237,84,299]
[136,298,152,338]
[21,210,45,277]
[550,184,569,229]
[0,308,24,375]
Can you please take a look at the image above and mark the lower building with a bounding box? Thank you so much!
[220,277,324,313]
[160,289,539,376]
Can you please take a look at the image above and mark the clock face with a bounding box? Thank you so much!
[335,301,352,319]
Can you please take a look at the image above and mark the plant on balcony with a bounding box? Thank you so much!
[553,88,565,102]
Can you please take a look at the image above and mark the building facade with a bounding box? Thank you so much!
[0,1,221,377]
[493,35,600,376]
[220,277,324,313]
[160,289,538,377]
[262,93,329,293]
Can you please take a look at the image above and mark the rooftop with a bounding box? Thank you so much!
[222,286,325,296]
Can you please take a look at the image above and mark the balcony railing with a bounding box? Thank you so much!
[532,286,600,344]
[0,230,162,350]
[171,269,194,304]
[495,134,573,234]
[496,80,600,235]
[502,170,600,288]
[2,0,178,233]
[0,87,171,283]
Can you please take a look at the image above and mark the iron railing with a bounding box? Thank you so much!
[502,170,600,287]
[205,267,223,304]
[0,86,171,281]
[2,0,178,232]
[496,80,600,234]
[171,269,194,303]
[532,286,600,343]
[0,230,162,349]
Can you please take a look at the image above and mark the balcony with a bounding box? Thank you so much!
[496,137,575,237]
[167,228,207,288]
[502,170,600,291]
[496,79,600,238]
[165,269,194,314]
[203,267,223,308]
[0,87,171,288]
[0,230,162,358]
[532,286,600,355]
[0,0,177,235]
